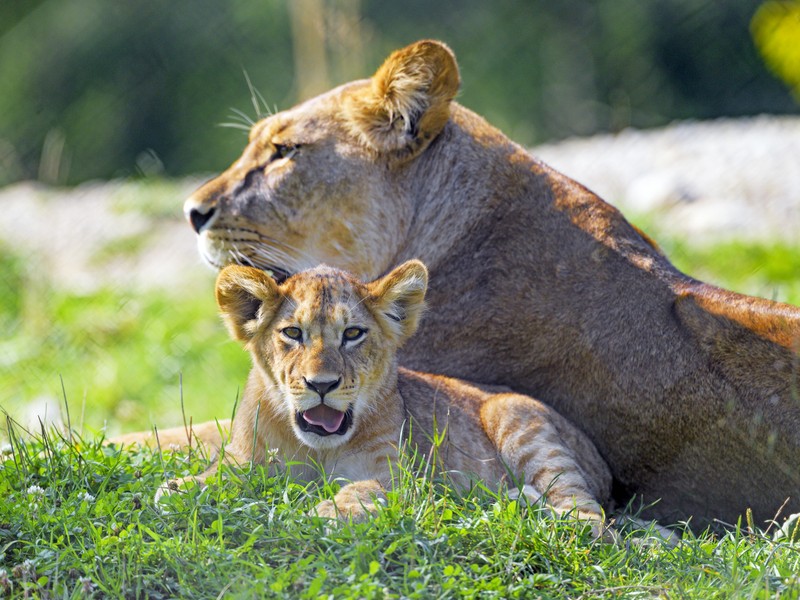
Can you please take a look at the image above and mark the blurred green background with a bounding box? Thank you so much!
[2,0,799,186]
[1,0,799,436]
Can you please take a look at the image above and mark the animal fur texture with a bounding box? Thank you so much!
[180,40,800,528]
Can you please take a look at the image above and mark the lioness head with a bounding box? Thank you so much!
[184,40,460,282]
[216,260,428,450]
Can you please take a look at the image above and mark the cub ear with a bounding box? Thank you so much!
[215,265,281,342]
[367,259,428,344]
[345,40,460,155]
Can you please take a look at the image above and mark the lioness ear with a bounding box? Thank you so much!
[346,40,460,155]
[368,259,428,343]
[216,265,281,342]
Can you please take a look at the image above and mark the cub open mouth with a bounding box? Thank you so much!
[296,405,353,437]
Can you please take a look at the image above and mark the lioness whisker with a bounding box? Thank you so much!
[216,227,311,272]
[345,292,371,318]
[235,243,303,276]
[248,235,320,265]
[244,243,302,269]
[282,295,299,312]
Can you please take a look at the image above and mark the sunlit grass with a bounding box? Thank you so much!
[664,238,800,306]
[1,425,799,599]
[632,215,800,306]
[0,245,248,437]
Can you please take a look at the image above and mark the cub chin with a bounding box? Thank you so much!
[165,260,613,537]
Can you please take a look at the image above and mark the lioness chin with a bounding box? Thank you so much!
[181,39,800,528]
[161,261,613,539]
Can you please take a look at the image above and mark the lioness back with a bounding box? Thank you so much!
[167,260,611,535]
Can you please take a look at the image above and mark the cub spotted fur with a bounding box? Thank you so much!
[172,261,611,532]
[182,40,800,527]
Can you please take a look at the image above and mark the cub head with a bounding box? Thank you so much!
[216,260,428,450]
[184,40,459,282]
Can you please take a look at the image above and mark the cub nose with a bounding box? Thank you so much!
[187,205,217,234]
[304,377,342,398]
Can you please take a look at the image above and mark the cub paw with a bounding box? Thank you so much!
[311,499,374,523]
[508,484,545,507]
[310,481,386,522]
[614,515,680,546]
[154,476,201,506]
[313,499,340,520]
[311,493,385,523]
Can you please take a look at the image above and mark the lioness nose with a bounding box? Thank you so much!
[304,377,342,398]
[187,205,217,234]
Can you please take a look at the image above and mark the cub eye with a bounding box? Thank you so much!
[281,326,303,341]
[270,143,298,162]
[342,327,366,344]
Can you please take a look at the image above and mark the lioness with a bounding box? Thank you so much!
[170,260,611,536]
[182,40,800,527]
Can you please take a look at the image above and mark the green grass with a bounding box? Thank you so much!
[665,238,800,306]
[1,426,798,599]
[0,244,249,436]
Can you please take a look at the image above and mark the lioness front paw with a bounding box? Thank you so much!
[153,479,179,505]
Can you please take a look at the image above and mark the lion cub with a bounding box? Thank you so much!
[183,260,611,532]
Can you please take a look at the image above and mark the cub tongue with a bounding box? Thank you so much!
[302,404,345,433]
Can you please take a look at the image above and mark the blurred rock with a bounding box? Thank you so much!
[774,512,800,543]
[534,115,800,244]
[0,178,212,293]
[21,395,63,433]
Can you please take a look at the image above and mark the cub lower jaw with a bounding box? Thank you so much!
[295,407,354,437]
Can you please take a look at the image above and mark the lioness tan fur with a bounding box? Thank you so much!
[166,260,611,536]
[181,40,800,528]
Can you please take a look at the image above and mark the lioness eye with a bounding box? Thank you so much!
[343,327,366,343]
[271,144,298,161]
[281,326,303,341]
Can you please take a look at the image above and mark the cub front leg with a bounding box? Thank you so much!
[312,445,397,522]
[157,395,274,502]
[314,479,387,522]
[481,393,613,537]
